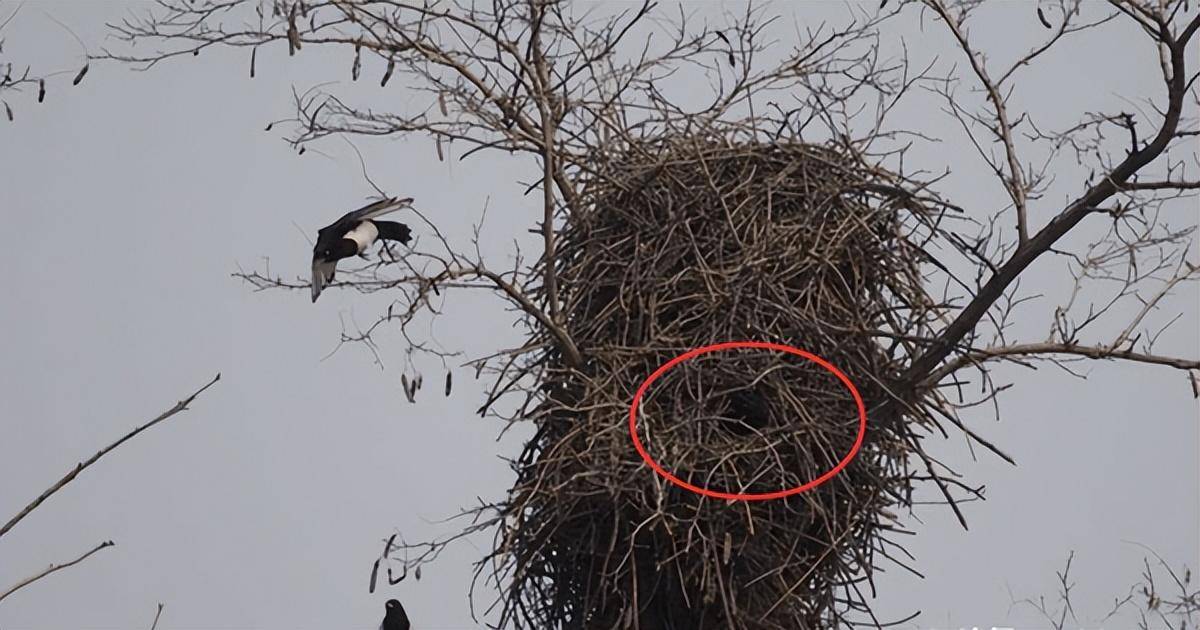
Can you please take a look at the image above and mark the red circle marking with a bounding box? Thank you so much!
[628,341,868,501]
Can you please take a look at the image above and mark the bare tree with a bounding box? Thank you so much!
[100,1,1197,627]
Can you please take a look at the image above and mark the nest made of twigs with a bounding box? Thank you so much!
[490,136,944,630]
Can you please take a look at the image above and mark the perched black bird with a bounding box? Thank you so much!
[311,197,414,302]
[380,598,411,630]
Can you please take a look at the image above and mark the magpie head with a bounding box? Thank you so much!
[316,240,358,261]
[383,599,409,629]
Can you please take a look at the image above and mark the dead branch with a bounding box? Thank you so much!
[0,540,114,604]
[0,373,221,541]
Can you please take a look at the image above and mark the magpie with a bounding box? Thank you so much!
[311,197,414,302]
[380,598,411,630]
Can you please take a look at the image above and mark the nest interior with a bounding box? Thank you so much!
[495,137,940,630]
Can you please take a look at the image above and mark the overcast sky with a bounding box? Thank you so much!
[1,2,1196,629]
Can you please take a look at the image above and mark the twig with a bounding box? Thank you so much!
[0,373,221,541]
[0,540,115,604]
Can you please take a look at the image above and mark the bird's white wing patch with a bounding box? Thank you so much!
[342,221,380,254]
[311,258,339,302]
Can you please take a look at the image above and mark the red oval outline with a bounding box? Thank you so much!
[628,341,868,501]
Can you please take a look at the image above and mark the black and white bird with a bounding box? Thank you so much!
[380,598,411,630]
[311,197,414,302]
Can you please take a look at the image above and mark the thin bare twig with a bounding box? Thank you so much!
[0,540,115,604]
[0,373,221,541]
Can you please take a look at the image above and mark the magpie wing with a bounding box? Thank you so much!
[337,197,413,225]
[311,257,339,303]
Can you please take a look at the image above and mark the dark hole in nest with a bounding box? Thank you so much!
[721,387,771,436]
[636,353,865,496]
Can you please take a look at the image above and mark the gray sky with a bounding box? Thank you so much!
[1,2,1196,629]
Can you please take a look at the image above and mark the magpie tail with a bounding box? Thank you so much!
[374,220,412,244]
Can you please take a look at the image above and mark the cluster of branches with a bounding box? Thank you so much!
[0,374,218,627]
[0,1,91,122]
[101,0,1199,627]
[1010,548,1198,630]
[909,0,1200,399]
[108,0,1200,404]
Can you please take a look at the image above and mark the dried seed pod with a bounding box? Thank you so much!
[37,79,45,103]
[438,91,448,116]
[351,44,361,81]
[381,58,395,87]
[287,4,302,55]
[72,63,89,86]
[4,102,12,122]
[1032,6,1051,28]
[444,371,452,396]
[250,47,257,78]
[401,374,415,403]
[435,136,444,161]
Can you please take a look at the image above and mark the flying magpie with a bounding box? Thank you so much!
[380,598,411,630]
[311,197,414,302]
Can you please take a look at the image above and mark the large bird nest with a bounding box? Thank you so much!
[488,136,948,630]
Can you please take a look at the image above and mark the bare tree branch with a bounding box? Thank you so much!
[908,6,1200,387]
[0,373,221,541]
[0,540,114,604]
[926,0,1032,244]
[931,342,1200,382]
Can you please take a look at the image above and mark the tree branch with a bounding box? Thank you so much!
[0,540,115,604]
[908,8,1200,387]
[474,266,583,368]
[1118,180,1200,190]
[0,373,221,541]
[929,342,1200,385]
[530,1,562,328]
[927,0,1031,245]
